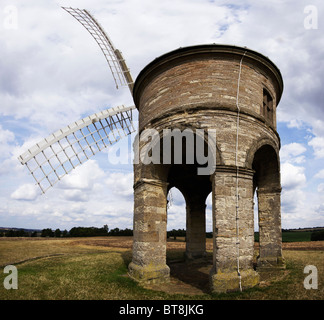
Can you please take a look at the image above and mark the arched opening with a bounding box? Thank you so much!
[252,144,280,191]
[167,163,212,259]
[130,128,221,288]
[165,185,213,294]
[160,130,214,292]
[166,187,186,232]
[206,192,213,234]
[253,189,259,266]
[252,144,284,269]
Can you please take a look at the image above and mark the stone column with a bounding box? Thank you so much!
[128,178,170,283]
[257,187,285,270]
[210,166,259,293]
[185,199,206,259]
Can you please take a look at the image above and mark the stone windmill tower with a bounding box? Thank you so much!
[128,44,285,293]
[18,9,285,294]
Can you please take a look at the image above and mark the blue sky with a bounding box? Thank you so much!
[0,0,324,231]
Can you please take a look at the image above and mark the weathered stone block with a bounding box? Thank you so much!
[210,269,260,293]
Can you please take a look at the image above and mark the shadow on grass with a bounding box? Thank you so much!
[118,248,296,300]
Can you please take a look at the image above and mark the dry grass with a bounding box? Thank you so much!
[280,250,324,299]
[0,237,115,267]
[0,237,323,300]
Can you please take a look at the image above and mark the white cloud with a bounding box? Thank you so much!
[11,183,39,201]
[280,143,307,164]
[287,119,304,129]
[280,161,307,224]
[281,162,306,190]
[317,183,324,193]
[314,169,324,179]
[282,188,306,213]
[105,172,133,197]
[58,160,104,191]
[0,125,15,146]
[308,136,324,159]
[0,125,16,165]
[62,190,89,202]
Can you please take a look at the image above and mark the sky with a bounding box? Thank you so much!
[0,0,324,232]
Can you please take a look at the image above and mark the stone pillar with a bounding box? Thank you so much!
[185,199,206,259]
[257,187,285,270]
[210,166,259,293]
[128,178,170,283]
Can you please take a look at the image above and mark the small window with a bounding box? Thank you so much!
[263,89,273,123]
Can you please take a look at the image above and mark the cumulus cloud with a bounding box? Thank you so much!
[308,137,324,159]
[62,190,89,202]
[280,142,307,164]
[11,183,39,201]
[105,172,133,197]
[280,161,308,220]
[317,183,324,193]
[58,159,104,191]
[281,162,306,190]
[314,169,324,179]
[0,125,15,146]
[0,125,16,165]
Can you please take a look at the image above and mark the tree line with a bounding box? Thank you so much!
[0,225,133,237]
[2,227,324,241]
[41,225,134,237]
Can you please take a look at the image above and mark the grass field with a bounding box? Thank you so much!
[254,231,315,242]
[0,237,323,300]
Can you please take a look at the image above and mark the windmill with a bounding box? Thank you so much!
[18,7,137,194]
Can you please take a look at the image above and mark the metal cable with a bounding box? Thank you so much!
[235,51,247,292]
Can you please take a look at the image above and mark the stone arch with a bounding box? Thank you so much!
[245,137,279,170]
[251,143,285,270]
[135,125,223,178]
[166,186,186,229]
[252,144,281,192]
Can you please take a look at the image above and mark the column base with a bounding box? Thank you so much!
[257,256,286,271]
[210,269,260,293]
[185,251,207,260]
[128,262,170,284]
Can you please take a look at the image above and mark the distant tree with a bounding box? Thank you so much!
[4,229,28,237]
[41,228,54,237]
[311,230,324,241]
[62,229,68,237]
[54,229,61,237]
[31,231,38,237]
[6,230,15,237]
[108,227,133,236]
[167,229,186,240]
[68,225,110,237]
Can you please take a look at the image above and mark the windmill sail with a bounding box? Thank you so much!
[62,7,134,92]
[18,105,136,194]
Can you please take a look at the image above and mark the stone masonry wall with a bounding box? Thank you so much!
[130,45,284,292]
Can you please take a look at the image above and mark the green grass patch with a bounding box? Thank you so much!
[254,231,313,242]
